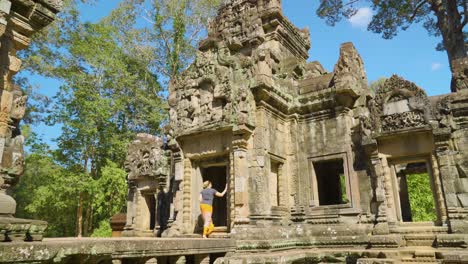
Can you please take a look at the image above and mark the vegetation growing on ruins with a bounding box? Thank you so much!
[14,0,221,237]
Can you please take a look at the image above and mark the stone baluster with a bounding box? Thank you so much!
[169,255,186,264]
[195,254,210,264]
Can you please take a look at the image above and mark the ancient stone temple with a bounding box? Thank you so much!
[0,0,62,242]
[122,0,468,262]
[1,0,468,263]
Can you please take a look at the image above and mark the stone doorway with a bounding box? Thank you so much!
[201,166,228,228]
[390,160,438,223]
[141,193,156,230]
[313,159,347,206]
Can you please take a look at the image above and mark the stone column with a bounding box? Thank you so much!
[429,154,447,225]
[182,157,192,233]
[434,128,468,232]
[123,181,137,235]
[0,0,61,242]
[231,127,251,226]
[363,139,390,234]
[380,155,398,225]
[249,108,269,219]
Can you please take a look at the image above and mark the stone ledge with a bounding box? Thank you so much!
[0,237,236,263]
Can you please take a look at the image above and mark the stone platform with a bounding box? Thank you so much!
[0,237,236,263]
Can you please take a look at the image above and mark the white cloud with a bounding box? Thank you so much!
[348,7,373,29]
[431,63,442,71]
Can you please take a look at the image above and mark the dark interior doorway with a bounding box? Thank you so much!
[313,159,347,206]
[144,194,156,230]
[201,166,228,227]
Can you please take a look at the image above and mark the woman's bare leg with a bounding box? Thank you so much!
[204,212,213,237]
[202,212,210,238]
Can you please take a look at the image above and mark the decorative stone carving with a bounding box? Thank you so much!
[451,57,468,92]
[125,134,168,182]
[370,75,431,133]
[381,111,426,132]
[122,0,468,262]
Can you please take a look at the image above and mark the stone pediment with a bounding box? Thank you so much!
[124,134,169,181]
[371,75,431,133]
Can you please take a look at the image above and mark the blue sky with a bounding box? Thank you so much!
[24,0,452,148]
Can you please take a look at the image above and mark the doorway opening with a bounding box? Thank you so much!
[143,194,156,230]
[313,159,348,206]
[201,166,228,227]
[270,160,280,207]
[394,162,437,222]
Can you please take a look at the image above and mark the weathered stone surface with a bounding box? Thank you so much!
[451,57,468,92]
[0,237,236,263]
[5,0,468,262]
[120,2,468,264]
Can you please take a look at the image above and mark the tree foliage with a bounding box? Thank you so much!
[407,173,437,222]
[317,0,467,70]
[14,0,221,237]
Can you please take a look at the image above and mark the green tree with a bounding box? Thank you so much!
[14,151,79,237]
[18,2,165,237]
[124,0,223,81]
[317,0,467,72]
[15,0,222,237]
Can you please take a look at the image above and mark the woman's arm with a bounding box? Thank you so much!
[215,184,228,197]
[199,193,203,202]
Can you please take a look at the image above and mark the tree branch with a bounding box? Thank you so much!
[342,0,360,7]
[409,0,428,22]
[461,0,467,29]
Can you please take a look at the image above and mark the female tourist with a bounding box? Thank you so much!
[199,181,227,238]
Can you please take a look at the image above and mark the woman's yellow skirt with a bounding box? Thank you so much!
[200,204,213,214]
[200,204,214,236]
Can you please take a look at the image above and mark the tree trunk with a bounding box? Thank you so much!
[431,0,467,92]
[76,192,83,238]
[432,0,466,63]
[83,200,91,237]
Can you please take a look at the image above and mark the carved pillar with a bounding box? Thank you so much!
[249,108,269,219]
[0,0,61,242]
[124,181,137,233]
[429,154,448,225]
[381,155,398,225]
[434,128,468,232]
[231,127,251,226]
[363,139,390,234]
[182,157,192,233]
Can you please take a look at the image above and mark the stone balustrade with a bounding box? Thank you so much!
[0,237,236,263]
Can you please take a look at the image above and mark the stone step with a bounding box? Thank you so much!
[401,250,438,263]
[390,225,448,234]
[404,234,437,247]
